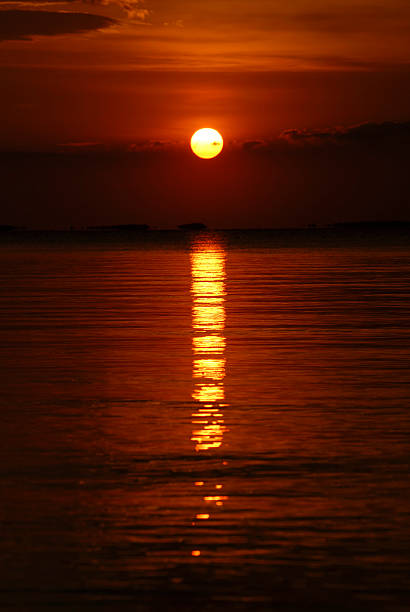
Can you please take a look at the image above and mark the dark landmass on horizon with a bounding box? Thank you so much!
[87,224,150,231]
[1,221,410,233]
[178,223,208,231]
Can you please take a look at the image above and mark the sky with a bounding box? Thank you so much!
[1,0,409,227]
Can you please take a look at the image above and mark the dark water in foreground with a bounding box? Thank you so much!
[1,230,410,611]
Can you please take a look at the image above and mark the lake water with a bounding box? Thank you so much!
[1,229,410,611]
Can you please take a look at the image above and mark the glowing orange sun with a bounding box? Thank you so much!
[191,128,223,159]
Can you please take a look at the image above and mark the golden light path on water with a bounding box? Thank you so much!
[190,239,229,557]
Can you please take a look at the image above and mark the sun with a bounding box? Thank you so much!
[191,128,223,159]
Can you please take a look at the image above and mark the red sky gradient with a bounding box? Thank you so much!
[0,0,409,226]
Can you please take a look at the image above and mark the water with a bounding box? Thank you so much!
[1,230,409,611]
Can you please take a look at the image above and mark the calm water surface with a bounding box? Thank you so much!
[0,231,409,611]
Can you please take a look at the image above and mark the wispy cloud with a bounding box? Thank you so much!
[0,0,150,20]
[87,0,150,20]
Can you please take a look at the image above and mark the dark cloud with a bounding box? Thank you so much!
[12,122,410,155]
[0,9,116,42]
[127,140,175,151]
[241,140,265,151]
[278,121,410,147]
[0,0,74,2]
[56,140,175,153]
[0,0,149,20]
[240,121,410,152]
[57,142,108,153]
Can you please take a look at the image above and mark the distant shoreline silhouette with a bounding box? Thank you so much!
[178,222,208,231]
[1,221,409,233]
[86,224,150,231]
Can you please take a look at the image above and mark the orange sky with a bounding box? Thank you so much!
[1,0,410,147]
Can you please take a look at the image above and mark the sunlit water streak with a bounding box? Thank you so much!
[190,239,229,557]
[0,230,409,611]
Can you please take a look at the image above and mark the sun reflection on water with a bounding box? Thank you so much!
[191,241,227,452]
[190,237,229,557]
